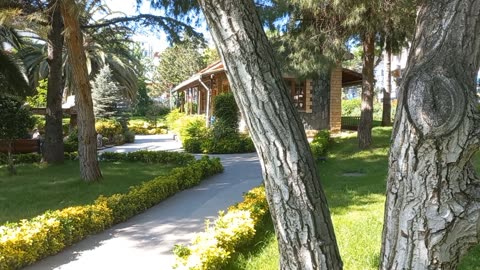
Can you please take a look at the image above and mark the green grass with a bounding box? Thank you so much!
[228,127,480,270]
[0,161,175,225]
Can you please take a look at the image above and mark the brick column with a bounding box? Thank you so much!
[329,66,342,133]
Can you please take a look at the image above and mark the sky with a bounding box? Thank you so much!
[103,0,211,54]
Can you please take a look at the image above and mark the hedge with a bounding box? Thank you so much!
[310,130,330,159]
[174,186,269,270]
[0,154,223,270]
[99,150,195,165]
[0,152,78,165]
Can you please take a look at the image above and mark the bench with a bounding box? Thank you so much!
[0,139,41,154]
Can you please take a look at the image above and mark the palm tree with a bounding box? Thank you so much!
[0,25,30,97]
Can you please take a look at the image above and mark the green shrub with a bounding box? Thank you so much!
[99,150,195,165]
[95,119,122,141]
[174,186,268,270]
[0,152,78,165]
[64,128,78,153]
[310,130,330,159]
[124,131,135,143]
[0,155,223,270]
[112,134,125,146]
[165,109,186,130]
[213,93,238,130]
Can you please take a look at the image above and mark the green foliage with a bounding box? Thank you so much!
[310,130,330,159]
[0,155,223,270]
[157,37,206,94]
[0,95,35,141]
[202,47,220,66]
[92,65,130,119]
[0,152,78,165]
[95,119,123,142]
[174,186,269,270]
[128,119,168,135]
[0,50,30,97]
[146,103,170,127]
[133,80,153,116]
[213,92,238,131]
[26,79,47,107]
[124,130,135,143]
[99,150,195,165]
[342,98,396,120]
[63,128,78,153]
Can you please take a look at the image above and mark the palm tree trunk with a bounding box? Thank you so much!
[198,0,343,269]
[43,2,64,163]
[380,0,480,268]
[60,0,102,181]
[358,31,375,149]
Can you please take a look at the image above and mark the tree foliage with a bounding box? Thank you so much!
[92,65,128,119]
[157,37,205,94]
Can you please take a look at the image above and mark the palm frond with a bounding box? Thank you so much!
[0,50,31,97]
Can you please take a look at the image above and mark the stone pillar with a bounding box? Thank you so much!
[329,66,342,133]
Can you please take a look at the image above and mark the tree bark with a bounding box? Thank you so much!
[298,72,330,131]
[198,1,343,269]
[60,0,102,181]
[381,50,392,126]
[358,31,375,149]
[380,1,480,269]
[43,2,64,164]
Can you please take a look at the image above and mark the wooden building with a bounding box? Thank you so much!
[171,61,362,133]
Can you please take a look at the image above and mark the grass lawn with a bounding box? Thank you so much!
[0,161,176,225]
[227,127,480,270]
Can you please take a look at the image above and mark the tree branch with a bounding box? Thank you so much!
[81,14,191,30]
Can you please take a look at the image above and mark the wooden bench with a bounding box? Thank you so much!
[0,139,41,154]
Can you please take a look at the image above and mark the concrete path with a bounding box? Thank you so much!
[24,136,262,270]
[100,134,183,153]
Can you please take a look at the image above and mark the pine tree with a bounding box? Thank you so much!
[92,65,124,119]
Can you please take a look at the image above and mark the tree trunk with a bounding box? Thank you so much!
[298,71,330,131]
[381,50,392,126]
[380,1,480,269]
[198,1,343,269]
[43,3,65,164]
[60,0,102,181]
[358,31,375,149]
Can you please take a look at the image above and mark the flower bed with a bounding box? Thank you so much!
[0,152,223,270]
[174,186,269,270]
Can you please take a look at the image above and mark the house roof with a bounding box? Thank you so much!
[172,60,363,92]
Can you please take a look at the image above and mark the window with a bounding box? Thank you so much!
[284,79,306,110]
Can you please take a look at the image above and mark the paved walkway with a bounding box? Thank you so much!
[24,135,262,270]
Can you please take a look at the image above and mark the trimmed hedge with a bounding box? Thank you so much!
[0,154,223,270]
[0,152,78,165]
[174,186,269,270]
[99,150,195,165]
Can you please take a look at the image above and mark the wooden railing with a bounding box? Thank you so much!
[341,116,360,131]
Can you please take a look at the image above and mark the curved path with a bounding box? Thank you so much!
[24,135,262,270]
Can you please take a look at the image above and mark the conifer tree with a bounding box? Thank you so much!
[92,65,124,119]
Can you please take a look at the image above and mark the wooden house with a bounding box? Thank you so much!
[171,61,362,133]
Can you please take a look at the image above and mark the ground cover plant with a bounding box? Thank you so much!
[0,160,176,225]
[226,127,480,270]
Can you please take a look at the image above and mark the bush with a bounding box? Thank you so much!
[174,186,268,270]
[0,152,78,165]
[95,119,122,141]
[63,128,78,153]
[112,134,125,146]
[124,131,135,143]
[310,130,330,159]
[213,93,238,130]
[99,150,196,165]
[0,154,223,270]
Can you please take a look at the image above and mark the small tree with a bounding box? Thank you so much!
[92,65,125,119]
[0,95,35,174]
[26,79,47,108]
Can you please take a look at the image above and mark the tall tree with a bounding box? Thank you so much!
[60,0,102,181]
[43,1,65,163]
[381,0,480,268]
[198,0,343,268]
[379,0,416,127]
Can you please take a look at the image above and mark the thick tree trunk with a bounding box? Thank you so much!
[43,3,64,164]
[60,0,102,181]
[198,1,342,269]
[380,1,480,269]
[381,50,392,126]
[298,71,330,131]
[358,31,375,149]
